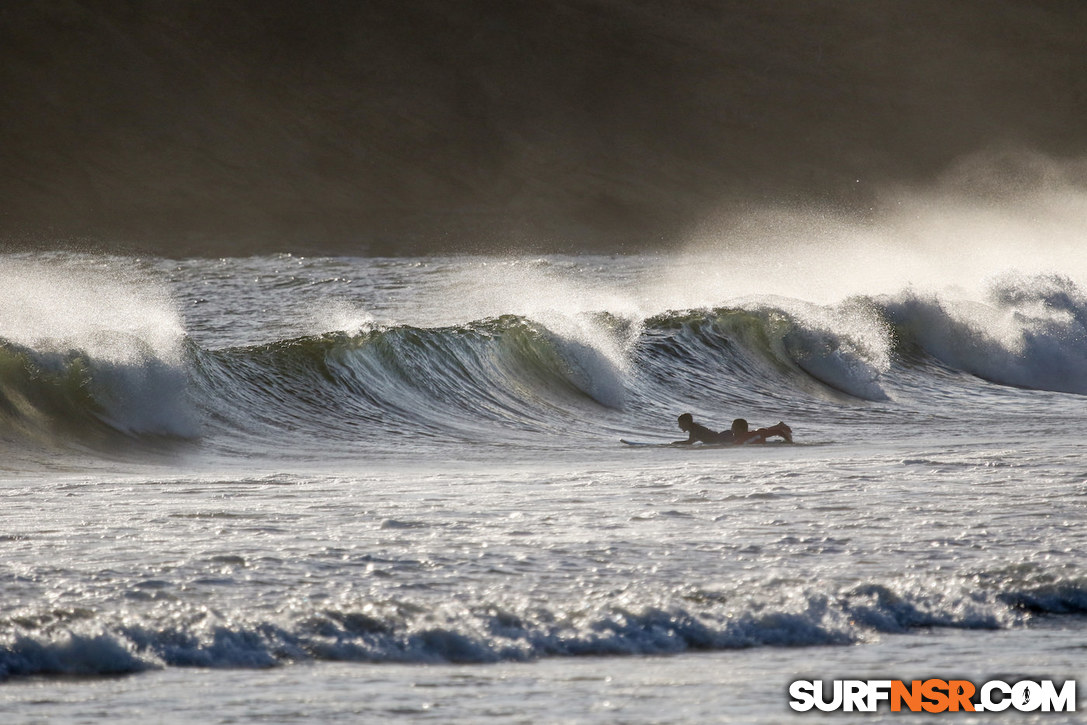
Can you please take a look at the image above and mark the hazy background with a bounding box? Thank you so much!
[2,0,1085,256]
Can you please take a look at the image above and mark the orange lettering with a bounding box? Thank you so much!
[947,680,976,712]
[921,679,950,713]
[891,680,923,712]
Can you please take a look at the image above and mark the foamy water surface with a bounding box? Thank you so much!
[1,251,1086,722]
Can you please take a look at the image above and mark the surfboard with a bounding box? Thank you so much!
[619,439,729,447]
[620,438,781,448]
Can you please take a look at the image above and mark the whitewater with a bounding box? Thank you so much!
[2,237,1086,722]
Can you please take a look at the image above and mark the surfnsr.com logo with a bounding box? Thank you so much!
[789,679,1076,713]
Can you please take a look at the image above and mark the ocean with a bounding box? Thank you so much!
[2,248,1086,723]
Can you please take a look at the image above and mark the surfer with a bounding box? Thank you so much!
[673,413,792,445]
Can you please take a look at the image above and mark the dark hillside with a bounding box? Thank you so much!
[1,0,1085,255]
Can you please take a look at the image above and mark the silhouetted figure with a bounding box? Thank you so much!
[674,413,792,445]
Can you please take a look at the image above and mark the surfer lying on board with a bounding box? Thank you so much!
[674,413,792,445]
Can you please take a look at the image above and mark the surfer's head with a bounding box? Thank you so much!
[731,418,749,435]
[677,412,693,431]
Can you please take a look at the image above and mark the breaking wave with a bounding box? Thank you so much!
[4,257,1087,458]
[2,574,1083,678]
[0,305,891,455]
[883,272,1087,394]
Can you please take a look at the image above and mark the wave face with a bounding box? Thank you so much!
[0,258,195,462]
[4,255,1087,458]
[883,273,1087,394]
[1,305,898,456]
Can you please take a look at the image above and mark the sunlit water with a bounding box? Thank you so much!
[1,251,1085,722]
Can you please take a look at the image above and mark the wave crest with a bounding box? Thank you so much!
[3,575,1081,677]
[9,271,1087,457]
[0,339,197,448]
[883,273,1087,394]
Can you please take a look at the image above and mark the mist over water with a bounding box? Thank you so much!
[0,257,183,360]
[673,153,1087,303]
